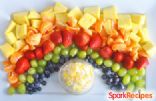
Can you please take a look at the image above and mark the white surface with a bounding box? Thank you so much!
[0,0,156,101]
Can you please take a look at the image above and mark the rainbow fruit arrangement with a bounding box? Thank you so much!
[0,2,155,95]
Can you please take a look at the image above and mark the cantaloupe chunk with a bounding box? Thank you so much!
[54,2,68,13]
[84,6,100,19]
[78,13,96,29]
[103,6,118,20]
[5,32,17,44]
[68,7,83,19]
[118,14,132,30]
[0,43,15,58]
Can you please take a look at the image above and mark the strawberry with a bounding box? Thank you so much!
[43,40,55,55]
[34,47,44,60]
[15,57,30,74]
[89,33,102,50]
[62,30,73,47]
[24,50,35,60]
[99,46,113,59]
[50,31,62,45]
[123,56,134,69]
[113,52,124,63]
[135,56,149,70]
[74,32,90,47]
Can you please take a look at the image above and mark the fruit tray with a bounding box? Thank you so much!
[0,0,156,101]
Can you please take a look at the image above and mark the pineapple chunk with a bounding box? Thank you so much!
[84,6,100,19]
[68,7,83,19]
[0,43,15,58]
[103,6,118,20]
[26,33,42,46]
[54,2,68,13]
[5,20,16,33]
[118,14,132,30]
[31,20,41,29]
[55,13,69,24]
[12,12,29,25]
[16,24,27,39]
[28,10,41,19]
[78,13,96,29]
[132,23,140,33]
[137,27,149,42]
[5,32,17,44]
[13,40,25,51]
[142,41,156,57]
[130,32,140,42]
[131,14,145,26]
[103,19,113,34]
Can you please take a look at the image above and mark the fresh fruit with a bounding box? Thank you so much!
[118,68,127,77]
[142,41,156,57]
[31,20,41,29]
[15,57,30,74]
[50,31,62,45]
[112,63,120,72]
[122,74,131,85]
[52,54,60,63]
[24,50,35,60]
[127,83,135,92]
[61,48,69,56]
[128,68,138,75]
[42,40,55,55]
[96,57,103,65]
[84,6,100,19]
[103,59,113,67]
[123,56,134,69]
[99,46,113,59]
[138,68,145,76]
[27,75,34,84]
[103,6,117,20]
[7,72,18,84]
[131,14,145,26]
[89,33,102,50]
[113,52,124,63]
[13,39,25,51]
[87,48,93,55]
[38,60,47,67]
[67,7,83,19]
[26,33,42,46]
[131,75,140,83]
[135,80,145,88]
[16,24,27,39]
[77,51,87,59]
[37,67,44,74]
[28,68,36,75]
[78,13,96,29]
[5,32,17,44]
[44,53,53,61]
[54,46,61,55]
[54,2,68,13]
[30,59,38,68]
[62,30,73,47]
[7,86,16,95]
[28,10,41,19]
[34,47,44,60]
[118,14,132,30]
[5,20,16,33]
[18,74,26,83]
[74,32,90,47]
[91,52,99,60]
[17,84,26,94]
[69,48,78,57]
[55,13,69,24]
[135,57,149,70]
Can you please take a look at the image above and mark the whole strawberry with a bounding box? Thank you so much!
[50,31,62,45]
[89,33,102,50]
[62,30,73,47]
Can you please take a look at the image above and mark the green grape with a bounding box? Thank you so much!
[112,63,120,72]
[71,44,76,48]
[27,75,34,84]
[37,67,44,74]
[18,74,26,83]
[127,83,135,92]
[77,51,87,59]
[135,79,145,88]
[28,68,36,75]
[44,53,53,61]
[118,68,127,77]
[138,68,145,76]
[54,46,61,55]
[61,48,69,56]
[17,84,26,94]
[7,86,15,95]
[91,52,99,60]
[52,54,60,63]
[38,60,47,67]
[69,48,78,57]
[131,75,140,83]
[128,68,138,76]
[96,57,103,65]
[87,48,93,55]
[103,59,113,67]
[122,74,131,85]
[30,59,38,68]
[59,44,65,49]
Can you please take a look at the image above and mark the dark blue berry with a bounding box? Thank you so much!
[101,74,107,80]
[41,81,47,86]
[33,74,39,79]
[37,87,42,91]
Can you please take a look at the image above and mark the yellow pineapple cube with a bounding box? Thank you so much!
[137,27,149,42]
[84,6,100,19]
[131,14,145,26]
[55,13,69,24]
[142,41,156,57]
[5,32,17,44]
[103,19,113,34]
[132,23,140,33]
[68,7,83,19]
[5,20,16,33]
[130,32,140,42]
[0,43,15,58]
[12,11,29,25]
[28,10,41,19]
[54,2,68,13]
[26,33,42,46]
[103,6,118,20]
[31,20,41,29]
[78,13,96,29]
[118,14,132,30]
[13,40,25,51]
[16,24,27,39]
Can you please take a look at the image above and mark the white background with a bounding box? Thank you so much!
[0,0,156,101]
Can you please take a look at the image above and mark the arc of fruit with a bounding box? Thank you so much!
[0,2,155,95]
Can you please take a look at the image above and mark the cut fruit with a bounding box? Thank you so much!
[84,6,100,19]
[142,41,156,57]
[26,33,42,46]
[13,40,25,51]
[68,7,83,19]
[131,14,145,26]
[31,20,41,29]
[28,10,41,19]
[54,2,68,13]
[118,14,132,30]
[55,13,69,24]
[5,32,17,44]
[103,6,118,20]
[16,24,27,39]
[5,20,16,33]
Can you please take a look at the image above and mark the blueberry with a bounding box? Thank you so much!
[41,81,47,86]
[33,74,39,79]
[39,74,45,79]
[54,67,60,72]
[64,56,69,62]
[114,77,120,83]
[59,57,65,64]
[101,74,107,80]
[118,83,125,90]
[44,71,50,78]
[88,58,94,64]
[105,70,112,76]
[106,79,112,85]
[110,85,117,90]
[49,67,55,73]
[37,87,42,91]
